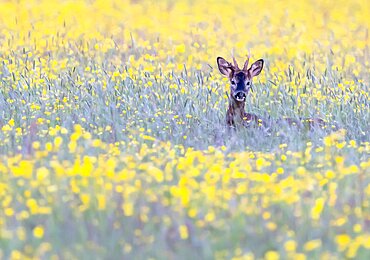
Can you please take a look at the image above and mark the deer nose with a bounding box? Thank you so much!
[234,91,246,101]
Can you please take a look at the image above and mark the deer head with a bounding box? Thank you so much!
[217,56,264,102]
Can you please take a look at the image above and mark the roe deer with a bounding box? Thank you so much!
[217,56,326,130]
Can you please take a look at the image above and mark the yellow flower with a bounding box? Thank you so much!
[264,251,279,260]
[97,194,106,210]
[175,44,186,53]
[303,239,321,251]
[142,135,156,141]
[36,167,49,181]
[205,211,215,222]
[266,222,277,231]
[33,225,44,238]
[80,194,90,207]
[148,166,164,183]
[4,208,14,216]
[54,136,63,149]
[284,240,297,252]
[335,234,351,251]
[179,225,189,240]
[311,198,325,220]
[353,224,362,233]
[122,202,134,217]
[32,141,41,150]
[8,118,14,126]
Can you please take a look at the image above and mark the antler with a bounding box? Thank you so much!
[232,57,240,70]
[243,49,251,71]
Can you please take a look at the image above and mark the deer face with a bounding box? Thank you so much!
[217,57,264,102]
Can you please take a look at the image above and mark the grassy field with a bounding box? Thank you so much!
[0,0,369,259]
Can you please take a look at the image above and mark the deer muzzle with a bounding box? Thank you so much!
[234,91,247,102]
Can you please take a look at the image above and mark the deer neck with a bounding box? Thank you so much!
[229,97,246,115]
[229,98,245,111]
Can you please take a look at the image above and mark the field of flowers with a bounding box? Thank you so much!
[0,0,369,259]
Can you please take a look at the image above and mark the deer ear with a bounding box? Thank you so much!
[217,57,234,77]
[249,59,264,77]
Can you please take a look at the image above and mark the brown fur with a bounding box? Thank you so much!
[217,56,326,130]
[277,117,326,130]
[226,96,264,128]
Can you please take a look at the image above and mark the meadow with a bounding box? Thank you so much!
[0,0,369,259]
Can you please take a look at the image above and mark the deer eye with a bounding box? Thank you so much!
[246,82,250,86]
[231,80,236,85]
